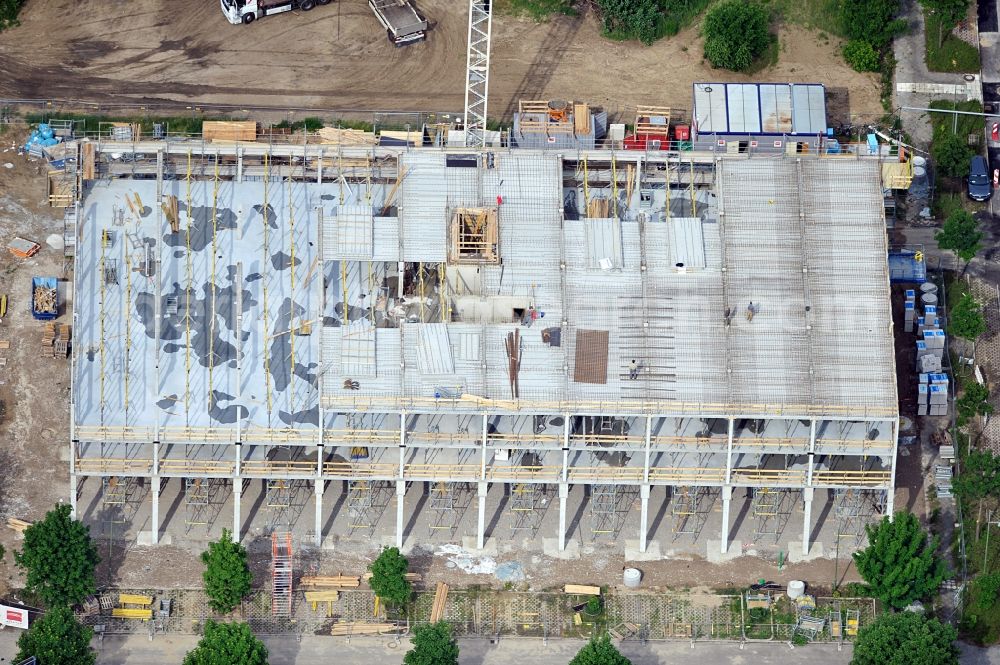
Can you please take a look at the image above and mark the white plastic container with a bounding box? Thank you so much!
[787,580,806,599]
[623,568,641,588]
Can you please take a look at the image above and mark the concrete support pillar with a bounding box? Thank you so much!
[69,440,78,517]
[232,479,242,543]
[558,483,569,551]
[639,484,651,553]
[476,481,488,549]
[720,485,733,554]
[314,479,324,548]
[802,487,814,556]
[395,480,406,548]
[150,478,160,545]
[236,147,244,183]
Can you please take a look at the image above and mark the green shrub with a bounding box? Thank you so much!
[843,40,881,72]
[0,0,26,31]
[503,0,576,20]
[932,133,974,178]
[702,1,772,71]
[840,0,905,48]
[975,573,1000,610]
[597,0,661,44]
[585,596,602,614]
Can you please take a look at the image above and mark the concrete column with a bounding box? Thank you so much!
[639,484,651,553]
[476,481,488,549]
[802,487,814,556]
[395,480,406,548]
[69,440,78,517]
[314,480,324,548]
[232,479,242,543]
[236,147,244,182]
[558,483,569,551]
[150,478,160,545]
[720,485,733,554]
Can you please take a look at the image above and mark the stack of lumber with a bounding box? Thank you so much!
[203,121,257,142]
[304,590,340,603]
[6,517,32,533]
[316,127,377,145]
[586,198,610,218]
[161,195,180,233]
[41,322,58,348]
[362,571,421,583]
[300,575,361,589]
[81,142,96,180]
[330,622,397,636]
[125,192,144,218]
[429,582,449,623]
[563,585,601,596]
[8,237,40,259]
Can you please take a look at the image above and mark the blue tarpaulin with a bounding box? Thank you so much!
[888,250,927,283]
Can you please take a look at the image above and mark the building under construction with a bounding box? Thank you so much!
[69,128,898,560]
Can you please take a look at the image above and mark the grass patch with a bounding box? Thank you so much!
[925,11,981,73]
[935,191,968,219]
[497,0,575,20]
[273,117,324,132]
[23,111,217,136]
[766,0,843,35]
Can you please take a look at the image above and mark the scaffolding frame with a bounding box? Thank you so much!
[671,486,713,539]
[510,482,547,534]
[347,479,391,535]
[428,481,472,534]
[590,483,633,540]
[271,532,293,618]
[751,487,793,541]
[184,477,220,531]
[835,488,885,547]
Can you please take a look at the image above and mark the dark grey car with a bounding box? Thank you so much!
[968,155,993,201]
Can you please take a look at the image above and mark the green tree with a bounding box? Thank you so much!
[852,512,947,609]
[852,611,957,665]
[183,620,268,665]
[840,0,905,48]
[15,606,95,665]
[368,546,411,606]
[936,208,982,264]
[932,133,974,178]
[14,503,99,607]
[702,1,771,72]
[974,572,1000,610]
[957,382,993,426]
[952,450,1000,498]
[569,634,633,665]
[596,0,661,44]
[404,621,459,665]
[201,529,253,614]
[920,0,972,33]
[949,292,986,340]
[843,41,881,72]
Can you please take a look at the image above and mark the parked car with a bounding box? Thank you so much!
[968,155,993,201]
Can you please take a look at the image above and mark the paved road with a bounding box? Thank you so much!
[0,629,856,665]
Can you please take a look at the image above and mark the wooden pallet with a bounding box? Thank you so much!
[429,582,449,623]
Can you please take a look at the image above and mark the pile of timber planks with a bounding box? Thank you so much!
[6,517,32,533]
[300,575,361,589]
[330,622,396,636]
[429,582,449,623]
[564,585,601,596]
[316,127,377,145]
[161,195,180,233]
[362,571,421,583]
[203,121,257,142]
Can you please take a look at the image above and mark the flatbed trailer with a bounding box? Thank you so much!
[369,0,428,45]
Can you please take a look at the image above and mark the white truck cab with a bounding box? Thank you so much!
[221,0,331,25]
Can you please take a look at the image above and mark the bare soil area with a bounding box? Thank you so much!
[0,1,882,122]
[0,127,72,597]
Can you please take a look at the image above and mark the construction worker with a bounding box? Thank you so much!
[746,301,756,322]
[628,359,639,380]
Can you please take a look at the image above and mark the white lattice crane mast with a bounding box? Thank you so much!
[463,0,493,148]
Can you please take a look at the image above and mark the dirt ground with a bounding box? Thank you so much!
[0,1,882,123]
[0,126,73,598]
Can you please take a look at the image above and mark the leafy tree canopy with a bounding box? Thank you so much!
[853,512,947,609]
[16,606,95,665]
[569,634,633,665]
[201,529,253,614]
[840,0,905,48]
[852,611,958,665]
[957,381,994,426]
[932,133,975,179]
[949,292,987,340]
[403,621,459,665]
[935,208,982,263]
[183,620,268,665]
[953,450,1000,499]
[920,0,972,29]
[843,40,881,72]
[368,546,412,606]
[702,1,771,72]
[14,503,100,607]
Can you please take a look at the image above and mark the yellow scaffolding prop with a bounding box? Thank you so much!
[262,151,273,416]
[185,150,193,420]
